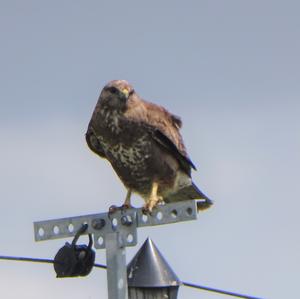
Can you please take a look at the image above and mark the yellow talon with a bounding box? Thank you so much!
[143,182,162,213]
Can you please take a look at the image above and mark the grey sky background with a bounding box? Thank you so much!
[0,1,299,298]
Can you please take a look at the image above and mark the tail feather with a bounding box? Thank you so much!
[164,182,213,211]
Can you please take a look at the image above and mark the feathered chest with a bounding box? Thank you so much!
[97,110,152,168]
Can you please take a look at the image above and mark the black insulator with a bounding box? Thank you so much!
[53,225,95,278]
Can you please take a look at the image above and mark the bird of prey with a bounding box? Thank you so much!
[86,80,212,212]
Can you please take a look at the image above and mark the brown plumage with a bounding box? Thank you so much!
[86,80,212,212]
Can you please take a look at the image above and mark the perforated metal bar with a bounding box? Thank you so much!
[34,200,197,249]
[33,200,198,299]
[136,200,197,227]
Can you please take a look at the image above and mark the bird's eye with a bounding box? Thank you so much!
[109,87,118,94]
[129,89,134,96]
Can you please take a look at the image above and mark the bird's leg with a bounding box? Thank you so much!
[122,189,132,209]
[143,182,163,213]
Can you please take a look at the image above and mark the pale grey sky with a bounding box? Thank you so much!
[0,1,299,298]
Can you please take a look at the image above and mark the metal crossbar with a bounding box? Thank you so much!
[34,200,197,249]
[33,200,198,299]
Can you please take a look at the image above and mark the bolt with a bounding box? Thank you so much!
[91,218,106,230]
[121,215,133,226]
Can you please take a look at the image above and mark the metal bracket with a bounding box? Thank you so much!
[33,200,198,299]
[34,200,197,249]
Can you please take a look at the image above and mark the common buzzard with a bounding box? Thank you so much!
[86,80,212,212]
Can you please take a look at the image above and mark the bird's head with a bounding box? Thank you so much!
[99,80,134,112]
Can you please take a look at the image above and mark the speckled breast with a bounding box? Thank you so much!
[108,135,154,191]
[96,111,178,196]
[98,117,154,194]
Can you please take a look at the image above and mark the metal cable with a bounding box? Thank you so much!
[182,281,263,299]
[0,255,262,298]
[0,255,107,269]
[0,255,54,264]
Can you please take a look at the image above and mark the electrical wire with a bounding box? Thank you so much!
[0,255,263,298]
[0,255,107,269]
[182,281,263,299]
[0,255,54,264]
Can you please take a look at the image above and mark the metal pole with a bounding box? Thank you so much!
[105,232,128,299]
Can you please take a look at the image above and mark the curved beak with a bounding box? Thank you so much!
[121,88,129,98]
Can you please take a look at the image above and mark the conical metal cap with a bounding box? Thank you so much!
[127,238,181,288]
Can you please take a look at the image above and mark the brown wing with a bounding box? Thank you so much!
[86,125,106,158]
[124,94,196,174]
